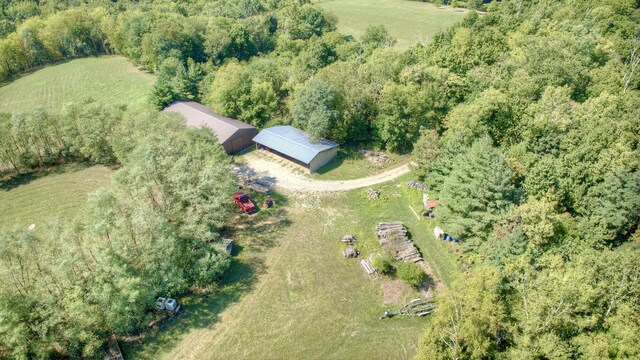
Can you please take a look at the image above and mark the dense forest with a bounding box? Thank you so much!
[0,0,638,358]
[412,1,640,358]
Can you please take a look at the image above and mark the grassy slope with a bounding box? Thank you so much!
[0,56,155,113]
[311,148,409,180]
[0,165,113,229]
[124,173,460,359]
[317,0,467,48]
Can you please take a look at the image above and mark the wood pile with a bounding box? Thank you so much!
[380,298,436,319]
[360,256,376,277]
[359,149,389,165]
[248,181,272,194]
[262,198,275,208]
[148,314,169,328]
[376,222,424,263]
[339,234,357,245]
[366,188,381,200]
[342,246,359,258]
[405,180,428,191]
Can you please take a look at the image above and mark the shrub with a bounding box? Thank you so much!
[372,251,395,274]
[396,262,427,288]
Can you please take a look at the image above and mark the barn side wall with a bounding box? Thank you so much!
[223,128,257,154]
[309,147,338,173]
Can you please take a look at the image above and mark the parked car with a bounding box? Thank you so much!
[233,192,256,213]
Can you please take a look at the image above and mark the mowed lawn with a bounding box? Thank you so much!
[317,0,468,48]
[0,165,113,229]
[124,173,460,359]
[0,56,155,113]
[311,148,409,181]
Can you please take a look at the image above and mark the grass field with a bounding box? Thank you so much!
[0,165,113,229]
[124,172,460,359]
[311,148,409,180]
[0,56,155,113]
[317,0,468,48]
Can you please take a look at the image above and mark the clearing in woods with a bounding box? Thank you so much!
[316,0,468,48]
[0,56,155,113]
[123,172,459,359]
[0,165,113,229]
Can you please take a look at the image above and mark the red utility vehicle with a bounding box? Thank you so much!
[233,192,256,213]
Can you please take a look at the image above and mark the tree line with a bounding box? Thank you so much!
[414,0,493,10]
[0,0,457,152]
[409,0,639,358]
[0,104,235,358]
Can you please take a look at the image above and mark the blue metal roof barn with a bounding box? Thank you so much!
[252,126,338,173]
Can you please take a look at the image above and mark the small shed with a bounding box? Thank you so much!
[252,126,338,173]
[163,101,257,154]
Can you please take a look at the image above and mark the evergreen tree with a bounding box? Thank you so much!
[436,137,516,250]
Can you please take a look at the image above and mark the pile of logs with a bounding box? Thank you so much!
[339,235,358,258]
[359,149,390,165]
[405,180,428,191]
[262,198,276,208]
[342,247,359,258]
[376,222,424,263]
[367,188,381,200]
[339,234,357,245]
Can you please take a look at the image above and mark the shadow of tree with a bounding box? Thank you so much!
[0,164,93,191]
[124,256,264,354]
[121,193,292,358]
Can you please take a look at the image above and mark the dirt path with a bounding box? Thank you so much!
[236,153,411,192]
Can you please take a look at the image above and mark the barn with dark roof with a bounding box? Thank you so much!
[163,101,257,154]
[252,125,338,173]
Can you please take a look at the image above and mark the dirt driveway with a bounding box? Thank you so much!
[235,153,411,193]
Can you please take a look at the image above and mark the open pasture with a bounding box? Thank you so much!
[0,165,113,229]
[124,173,459,359]
[0,56,154,113]
[317,0,468,48]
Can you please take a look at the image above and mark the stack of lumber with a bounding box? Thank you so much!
[376,222,423,263]
[360,256,376,276]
